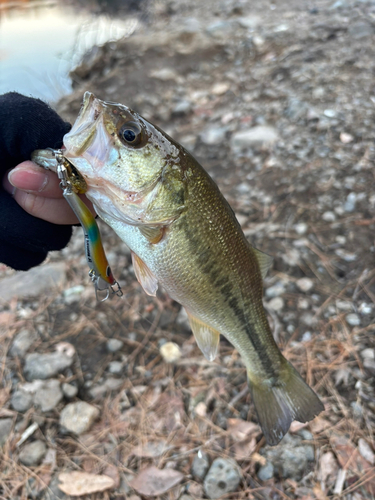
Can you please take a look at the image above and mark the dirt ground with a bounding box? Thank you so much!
[1,0,375,498]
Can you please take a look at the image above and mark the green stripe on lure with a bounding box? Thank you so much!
[32,149,122,301]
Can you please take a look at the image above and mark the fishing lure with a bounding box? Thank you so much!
[32,149,122,301]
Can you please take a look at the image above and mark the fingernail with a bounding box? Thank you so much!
[8,166,48,193]
[3,173,17,195]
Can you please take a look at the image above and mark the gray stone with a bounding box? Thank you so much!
[296,278,314,292]
[322,211,336,222]
[346,313,361,326]
[344,192,357,212]
[0,262,66,302]
[33,379,63,412]
[204,458,241,499]
[237,16,261,29]
[265,283,286,298]
[19,440,47,466]
[257,461,274,481]
[260,433,315,480]
[60,401,99,435]
[108,361,123,375]
[192,450,210,480]
[266,297,284,312]
[106,338,124,353]
[231,126,279,149]
[24,351,74,380]
[200,126,228,145]
[9,329,37,357]
[173,100,192,115]
[11,390,33,412]
[63,285,85,305]
[0,418,13,446]
[89,377,123,399]
[62,383,78,399]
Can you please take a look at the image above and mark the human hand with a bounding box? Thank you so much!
[3,160,94,225]
[0,92,78,270]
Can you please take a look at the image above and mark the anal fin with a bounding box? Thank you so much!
[131,251,158,296]
[186,310,220,361]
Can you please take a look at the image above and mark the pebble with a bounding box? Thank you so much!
[322,211,336,222]
[344,192,357,212]
[176,307,190,330]
[259,433,315,480]
[346,313,361,326]
[361,348,375,359]
[294,223,308,235]
[257,461,274,481]
[63,285,85,305]
[106,338,124,353]
[359,303,373,315]
[265,282,286,298]
[0,262,66,302]
[33,379,63,412]
[19,440,47,466]
[60,401,99,435]
[204,458,241,499]
[9,329,37,357]
[24,351,74,380]
[62,383,78,399]
[150,68,178,81]
[160,342,182,363]
[172,99,192,115]
[237,16,261,29]
[231,126,279,149]
[89,378,123,399]
[0,418,13,446]
[296,278,314,292]
[266,297,284,312]
[108,360,123,375]
[335,249,357,262]
[11,390,33,412]
[358,438,375,465]
[192,450,210,481]
[200,126,228,145]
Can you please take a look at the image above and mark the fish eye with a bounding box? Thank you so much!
[119,122,142,146]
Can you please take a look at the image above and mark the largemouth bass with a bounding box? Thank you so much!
[61,92,324,445]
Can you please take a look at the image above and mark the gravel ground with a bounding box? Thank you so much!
[1,0,375,498]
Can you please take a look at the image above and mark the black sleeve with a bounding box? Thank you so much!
[0,92,73,270]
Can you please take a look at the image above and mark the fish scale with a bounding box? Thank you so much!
[61,91,324,445]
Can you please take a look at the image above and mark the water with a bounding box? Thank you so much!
[0,0,140,103]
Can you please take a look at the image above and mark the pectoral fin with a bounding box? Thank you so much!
[131,251,158,296]
[138,225,164,244]
[186,311,220,361]
[252,247,273,279]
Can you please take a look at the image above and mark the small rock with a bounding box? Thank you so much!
[108,360,123,375]
[9,329,37,357]
[359,303,373,315]
[192,450,210,481]
[19,440,47,466]
[200,126,228,145]
[323,109,336,118]
[89,378,123,399]
[204,458,241,499]
[294,223,308,235]
[259,433,315,480]
[60,401,99,435]
[266,297,284,312]
[296,278,314,292]
[335,249,357,262]
[106,338,124,353]
[24,351,74,380]
[340,132,354,143]
[11,390,33,412]
[177,307,190,330]
[150,68,178,81]
[265,283,286,298]
[344,192,357,212]
[346,313,361,326]
[237,15,261,29]
[211,82,230,95]
[358,438,375,465]
[231,126,279,149]
[0,262,66,302]
[33,379,63,412]
[257,461,274,481]
[0,418,13,446]
[172,100,192,115]
[63,285,85,305]
[62,383,78,399]
[322,211,336,222]
[361,348,375,359]
[160,342,182,363]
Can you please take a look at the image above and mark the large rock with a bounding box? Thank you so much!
[0,262,66,302]
[19,440,47,466]
[24,351,74,380]
[33,379,64,412]
[204,458,241,499]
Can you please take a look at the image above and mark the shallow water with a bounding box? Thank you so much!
[0,0,139,102]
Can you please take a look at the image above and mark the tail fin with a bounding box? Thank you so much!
[249,361,324,446]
